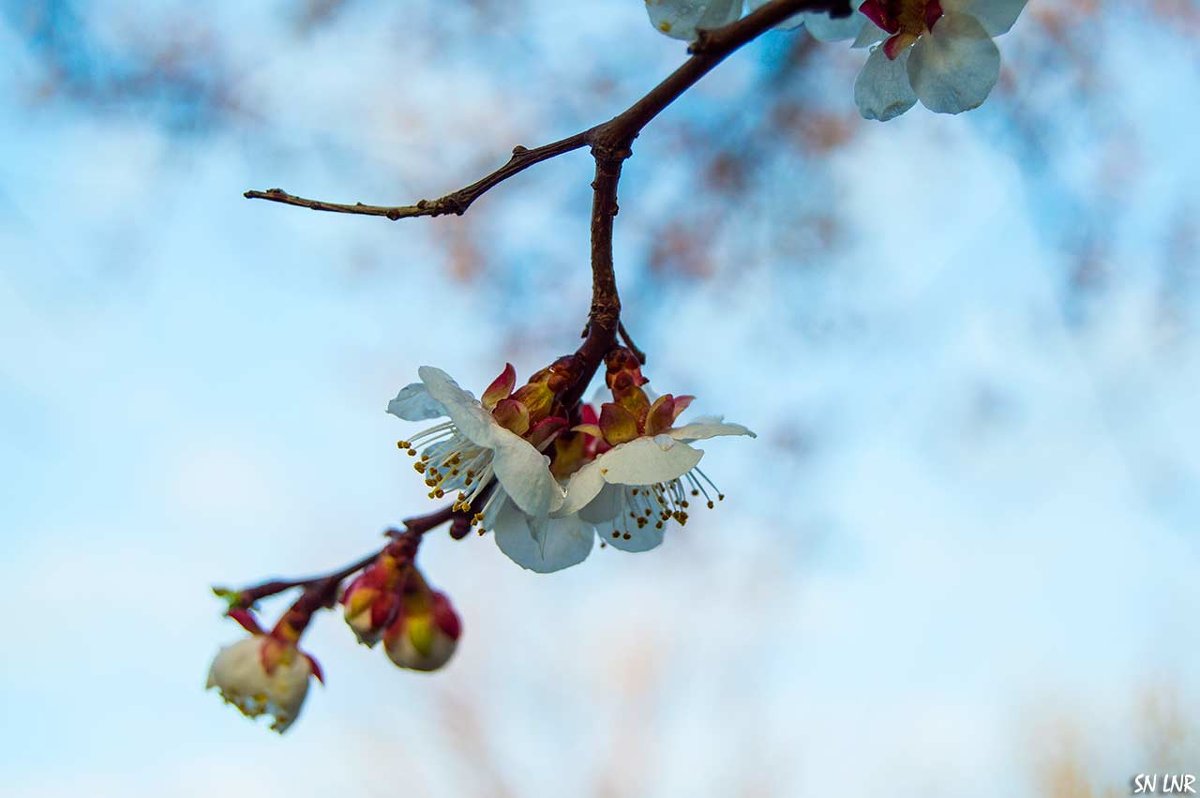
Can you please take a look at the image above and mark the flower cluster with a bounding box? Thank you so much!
[209,348,751,734]
[646,0,1027,119]
[207,532,461,733]
[389,351,754,573]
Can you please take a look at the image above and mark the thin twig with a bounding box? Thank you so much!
[244,131,592,219]
[220,504,460,606]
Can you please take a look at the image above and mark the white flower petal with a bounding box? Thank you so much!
[490,427,564,516]
[418,366,496,446]
[596,436,704,486]
[577,483,625,524]
[645,0,743,41]
[494,501,594,573]
[908,12,1000,114]
[559,460,608,517]
[851,21,888,48]
[854,46,918,121]
[944,0,1026,35]
[596,515,667,554]
[803,9,867,40]
[387,382,446,421]
[668,421,756,442]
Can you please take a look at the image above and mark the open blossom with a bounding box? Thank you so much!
[561,402,754,553]
[645,0,744,41]
[384,590,462,672]
[388,364,569,526]
[206,635,320,733]
[853,0,1027,120]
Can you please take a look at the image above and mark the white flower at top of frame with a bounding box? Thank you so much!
[645,0,744,41]
[853,0,1027,120]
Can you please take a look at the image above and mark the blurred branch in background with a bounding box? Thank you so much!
[1029,683,1198,798]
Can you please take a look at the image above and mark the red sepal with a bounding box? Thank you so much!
[481,363,517,410]
[228,607,264,635]
[305,653,325,685]
[859,0,898,33]
[924,0,943,31]
[431,592,462,641]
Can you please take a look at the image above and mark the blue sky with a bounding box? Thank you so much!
[1,2,1198,796]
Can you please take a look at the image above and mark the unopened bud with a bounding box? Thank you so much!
[383,591,461,672]
[341,556,404,647]
[206,634,321,733]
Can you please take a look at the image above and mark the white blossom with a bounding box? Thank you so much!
[645,0,744,41]
[559,418,754,553]
[206,636,314,733]
[852,0,1027,120]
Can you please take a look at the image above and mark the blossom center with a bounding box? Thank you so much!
[860,0,944,58]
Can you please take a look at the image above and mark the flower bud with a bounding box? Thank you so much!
[383,590,461,672]
[341,554,404,647]
[206,634,320,733]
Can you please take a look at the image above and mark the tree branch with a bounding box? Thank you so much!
[243,131,591,219]
[242,0,852,415]
[560,0,851,404]
[243,0,849,221]
[217,504,461,607]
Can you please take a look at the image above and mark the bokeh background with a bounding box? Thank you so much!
[2,1,1198,796]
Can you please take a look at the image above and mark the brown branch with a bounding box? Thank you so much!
[558,0,852,402]
[243,0,851,408]
[243,0,849,221]
[218,504,461,607]
[243,131,592,219]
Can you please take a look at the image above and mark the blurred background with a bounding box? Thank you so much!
[1,1,1198,795]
